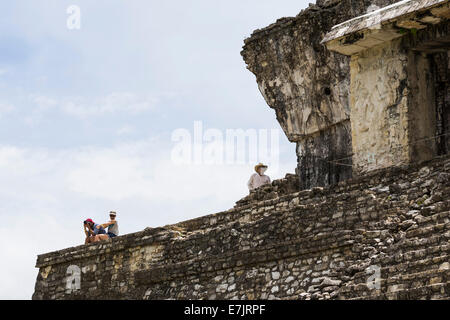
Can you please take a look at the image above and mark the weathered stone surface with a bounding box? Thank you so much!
[322,0,450,175]
[349,38,411,173]
[322,0,449,55]
[235,173,299,208]
[242,0,400,139]
[241,0,401,188]
[32,155,450,300]
[243,0,449,188]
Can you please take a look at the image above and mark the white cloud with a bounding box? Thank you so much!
[117,124,136,135]
[0,139,295,299]
[0,102,15,118]
[21,95,59,126]
[19,92,159,125]
[66,139,293,202]
[62,92,158,118]
[32,95,57,111]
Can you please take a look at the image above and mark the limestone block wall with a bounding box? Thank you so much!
[33,155,450,300]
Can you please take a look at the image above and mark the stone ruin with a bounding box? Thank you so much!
[241,0,449,189]
[33,0,449,300]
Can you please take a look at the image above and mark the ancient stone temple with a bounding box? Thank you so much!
[241,0,449,189]
[322,0,450,175]
[33,0,449,300]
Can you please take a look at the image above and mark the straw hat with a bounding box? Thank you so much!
[254,163,268,173]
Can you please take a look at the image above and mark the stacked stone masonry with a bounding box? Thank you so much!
[33,155,450,300]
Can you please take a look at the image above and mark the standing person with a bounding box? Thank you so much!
[247,163,271,191]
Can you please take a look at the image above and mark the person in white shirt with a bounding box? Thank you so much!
[247,163,271,191]
[91,211,120,242]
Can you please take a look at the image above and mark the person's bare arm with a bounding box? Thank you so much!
[83,224,90,237]
[100,221,114,229]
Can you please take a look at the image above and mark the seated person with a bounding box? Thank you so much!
[83,218,107,244]
[94,211,119,241]
[105,211,119,238]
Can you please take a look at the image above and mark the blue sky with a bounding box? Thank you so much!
[0,0,309,299]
